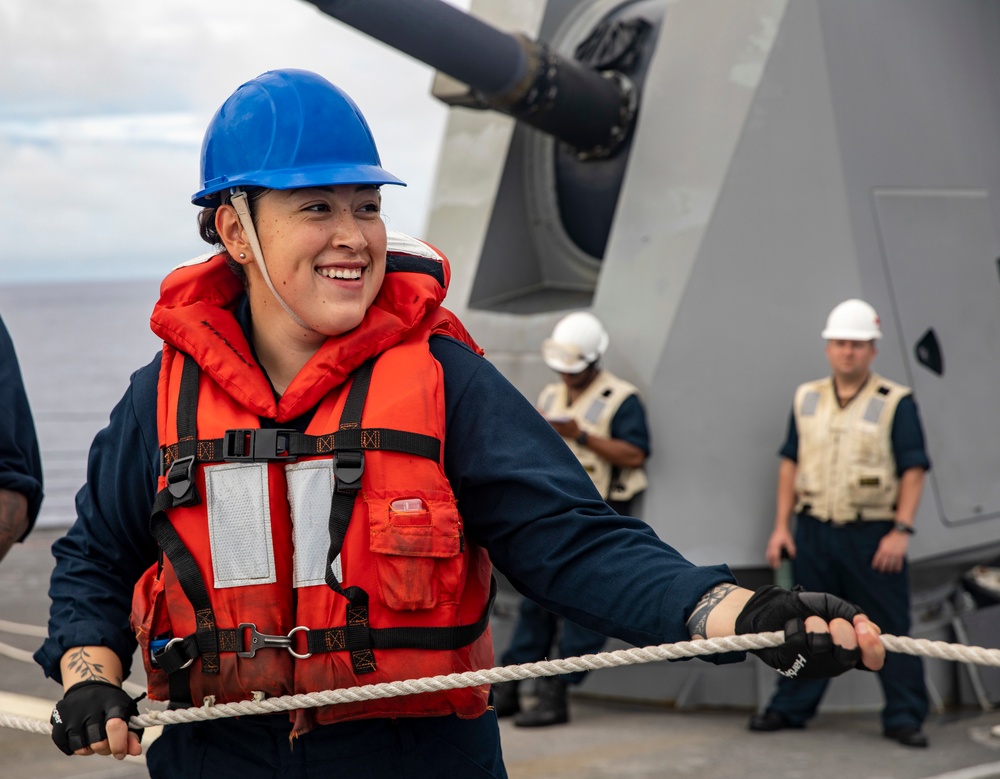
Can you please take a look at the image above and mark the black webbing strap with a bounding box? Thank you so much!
[322,359,379,674]
[149,354,221,700]
[160,426,439,469]
[305,575,497,655]
[152,626,242,675]
[160,355,202,506]
[153,577,497,673]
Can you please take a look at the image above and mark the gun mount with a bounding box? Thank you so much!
[307,0,641,159]
[306,0,662,264]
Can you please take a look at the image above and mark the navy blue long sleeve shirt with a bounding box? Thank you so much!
[36,331,737,682]
[0,314,43,534]
[608,394,651,455]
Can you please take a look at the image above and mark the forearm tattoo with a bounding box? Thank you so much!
[686,583,738,640]
[65,647,120,685]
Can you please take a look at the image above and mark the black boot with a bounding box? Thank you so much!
[514,677,569,727]
[492,680,520,718]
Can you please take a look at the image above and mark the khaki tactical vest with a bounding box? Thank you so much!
[538,370,648,502]
[793,372,909,523]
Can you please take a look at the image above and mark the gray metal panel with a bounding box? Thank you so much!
[873,189,1000,526]
[817,0,1000,386]
[637,0,855,566]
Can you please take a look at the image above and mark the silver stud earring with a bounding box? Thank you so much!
[239,253,246,259]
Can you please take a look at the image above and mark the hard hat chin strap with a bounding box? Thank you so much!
[230,189,311,330]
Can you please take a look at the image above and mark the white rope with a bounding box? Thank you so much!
[0,619,48,638]
[0,639,35,664]
[880,634,1000,667]
[2,631,1000,736]
[0,711,52,735]
[0,620,47,664]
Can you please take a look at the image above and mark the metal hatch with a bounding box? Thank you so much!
[873,188,1000,526]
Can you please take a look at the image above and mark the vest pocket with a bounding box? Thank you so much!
[366,491,463,611]
[849,431,894,508]
[131,563,171,701]
[848,471,894,507]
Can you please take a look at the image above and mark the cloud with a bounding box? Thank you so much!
[0,114,204,146]
[0,0,469,283]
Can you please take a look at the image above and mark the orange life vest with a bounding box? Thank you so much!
[130,239,495,729]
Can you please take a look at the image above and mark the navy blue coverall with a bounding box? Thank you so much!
[764,400,931,732]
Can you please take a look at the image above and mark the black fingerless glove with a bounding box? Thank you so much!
[735,585,868,680]
[50,680,144,756]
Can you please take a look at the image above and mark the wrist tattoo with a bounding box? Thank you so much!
[65,647,116,684]
[686,583,738,640]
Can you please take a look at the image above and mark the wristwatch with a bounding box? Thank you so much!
[892,522,915,535]
[576,430,589,446]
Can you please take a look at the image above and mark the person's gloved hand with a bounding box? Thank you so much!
[735,585,872,679]
[50,680,144,756]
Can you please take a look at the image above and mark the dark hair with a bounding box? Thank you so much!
[196,187,268,282]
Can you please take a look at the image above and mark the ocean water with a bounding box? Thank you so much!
[0,279,163,527]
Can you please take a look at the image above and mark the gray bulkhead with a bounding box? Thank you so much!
[422,0,1000,709]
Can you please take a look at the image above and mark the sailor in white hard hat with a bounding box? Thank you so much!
[751,298,932,747]
[494,311,651,728]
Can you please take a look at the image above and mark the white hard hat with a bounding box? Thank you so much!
[541,312,610,373]
[821,298,882,341]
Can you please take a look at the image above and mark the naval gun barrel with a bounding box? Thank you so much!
[306,0,637,158]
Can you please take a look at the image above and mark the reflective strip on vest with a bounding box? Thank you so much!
[286,459,341,588]
[206,462,277,589]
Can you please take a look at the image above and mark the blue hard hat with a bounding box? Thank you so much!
[192,69,405,206]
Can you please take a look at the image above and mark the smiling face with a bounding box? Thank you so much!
[231,184,388,342]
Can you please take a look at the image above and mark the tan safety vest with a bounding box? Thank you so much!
[538,370,648,502]
[793,372,909,523]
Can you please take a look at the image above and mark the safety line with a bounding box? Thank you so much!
[0,619,48,638]
[0,639,35,664]
[0,619,49,664]
[1,631,999,735]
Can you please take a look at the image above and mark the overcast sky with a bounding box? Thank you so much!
[0,0,470,284]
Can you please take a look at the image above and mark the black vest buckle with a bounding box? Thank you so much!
[334,450,365,492]
[165,455,199,505]
[223,428,296,461]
